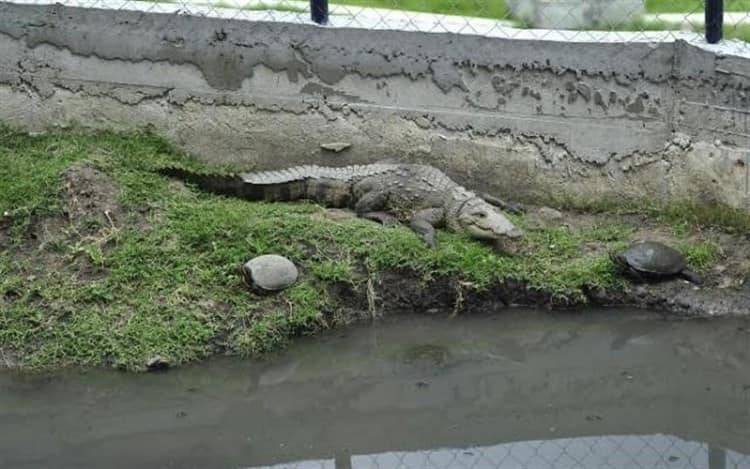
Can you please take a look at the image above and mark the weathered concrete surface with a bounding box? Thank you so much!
[0,2,749,207]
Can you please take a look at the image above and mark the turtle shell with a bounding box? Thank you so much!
[241,254,299,291]
[619,241,687,276]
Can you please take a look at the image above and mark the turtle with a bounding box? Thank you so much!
[240,254,299,292]
[610,241,702,285]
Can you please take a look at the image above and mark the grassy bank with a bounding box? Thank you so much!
[0,127,728,372]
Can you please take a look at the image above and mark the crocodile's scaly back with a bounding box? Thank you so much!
[159,164,456,208]
[238,164,403,184]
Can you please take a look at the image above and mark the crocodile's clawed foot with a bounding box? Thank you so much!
[423,233,438,248]
[360,211,400,227]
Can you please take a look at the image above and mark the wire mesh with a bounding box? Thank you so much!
[14,0,748,51]
[245,434,750,469]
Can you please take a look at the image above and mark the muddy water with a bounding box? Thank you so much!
[2,310,750,469]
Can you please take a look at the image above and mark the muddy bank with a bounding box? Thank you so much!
[332,269,750,321]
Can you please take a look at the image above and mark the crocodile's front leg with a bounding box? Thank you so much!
[409,208,445,247]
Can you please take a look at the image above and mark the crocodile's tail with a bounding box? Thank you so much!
[156,166,346,205]
[157,166,252,198]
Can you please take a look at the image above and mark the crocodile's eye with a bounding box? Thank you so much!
[472,212,487,218]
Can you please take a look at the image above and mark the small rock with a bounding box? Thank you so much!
[414,116,432,129]
[146,356,170,371]
[537,206,564,221]
[320,142,351,153]
[241,254,299,292]
[575,82,591,101]
[413,144,431,155]
[717,276,742,289]
[672,133,692,150]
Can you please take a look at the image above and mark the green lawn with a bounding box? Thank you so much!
[646,0,750,13]
[725,23,750,41]
[331,0,508,19]
[326,0,750,18]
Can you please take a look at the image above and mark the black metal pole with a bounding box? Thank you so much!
[311,0,328,24]
[705,0,723,44]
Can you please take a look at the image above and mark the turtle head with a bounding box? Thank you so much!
[239,261,253,287]
[455,197,523,241]
[608,250,627,270]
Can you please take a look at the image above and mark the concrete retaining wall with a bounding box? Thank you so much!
[1,2,749,208]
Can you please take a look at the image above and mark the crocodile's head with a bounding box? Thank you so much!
[455,197,523,241]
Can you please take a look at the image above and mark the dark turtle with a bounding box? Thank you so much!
[610,241,701,285]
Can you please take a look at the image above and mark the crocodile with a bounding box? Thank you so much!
[158,163,523,246]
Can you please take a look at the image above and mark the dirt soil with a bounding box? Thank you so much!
[1,163,124,282]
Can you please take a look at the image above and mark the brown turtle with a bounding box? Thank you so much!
[610,241,701,285]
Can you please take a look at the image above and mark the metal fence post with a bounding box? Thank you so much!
[311,0,328,24]
[705,0,723,44]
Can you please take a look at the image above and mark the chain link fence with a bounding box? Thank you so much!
[247,434,750,468]
[30,0,749,51]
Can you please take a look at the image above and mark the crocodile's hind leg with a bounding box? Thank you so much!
[360,212,400,226]
[409,208,445,248]
[354,190,397,226]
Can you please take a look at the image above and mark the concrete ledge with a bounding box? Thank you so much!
[0,2,749,207]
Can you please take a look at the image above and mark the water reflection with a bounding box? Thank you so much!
[248,435,750,469]
[1,310,749,469]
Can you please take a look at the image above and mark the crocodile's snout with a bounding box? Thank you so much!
[458,199,523,241]
[483,212,523,240]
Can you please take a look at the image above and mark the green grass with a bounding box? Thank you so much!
[0,126,725,372]
[646,0,750,13]
[587,19,684,32]
[678,240,722,270]
[329,0,750,17]
[596,19,750,43]
[331,0,508,19]
[211,1,307,12]
[725,23,750,42]
[327,0,750,19]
